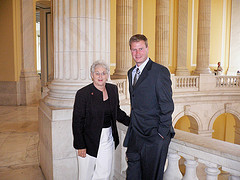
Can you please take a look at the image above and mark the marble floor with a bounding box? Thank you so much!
[0,105,45,180]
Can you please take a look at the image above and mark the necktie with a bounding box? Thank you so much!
[133,68,140,86]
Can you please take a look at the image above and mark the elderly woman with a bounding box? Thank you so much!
[72,61,130,180]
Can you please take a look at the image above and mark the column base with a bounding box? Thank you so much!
[0,81,21,105]
[193,68,212,75]
[111,74,128,79]
[175,67,190,76]
[0,74,41,105]
[19,73,41,105]
[43,80,92,108]
[112,68,130,79]
[38,101,78,180]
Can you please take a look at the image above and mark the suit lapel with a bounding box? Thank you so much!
[133,59,153,89]
[128,67,134,92]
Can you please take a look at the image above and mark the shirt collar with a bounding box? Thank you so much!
[134,57,149,73]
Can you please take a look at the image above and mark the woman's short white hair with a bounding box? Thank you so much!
[90,61,110,74]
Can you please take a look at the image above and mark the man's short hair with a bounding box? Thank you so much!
[129,34,148,49]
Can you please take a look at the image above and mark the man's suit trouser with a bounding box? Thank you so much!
[126,130,171,180]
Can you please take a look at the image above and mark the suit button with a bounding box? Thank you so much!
[131,107,134,110]
[132,94,134,97]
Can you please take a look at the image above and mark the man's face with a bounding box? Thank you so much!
[130,40,149,67]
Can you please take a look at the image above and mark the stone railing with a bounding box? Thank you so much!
[114,124,240,180]
[216,76,240,88]
[164,129,240,180]
[111,79,128,100]
[112,75,240,99]
[171,75,199,92]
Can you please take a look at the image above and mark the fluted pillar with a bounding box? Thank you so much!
[193,0,212,75]
[39,1,111,179]
[44,0,110,108]
[175,0,190,76]
[155,0,169,67]
[19,0,41,105]
[112,0,133,79]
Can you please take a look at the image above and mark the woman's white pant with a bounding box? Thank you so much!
[77,127,114,180]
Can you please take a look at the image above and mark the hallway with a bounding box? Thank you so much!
[0,105,45,180]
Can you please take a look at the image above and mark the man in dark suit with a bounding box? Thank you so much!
[123,34,175,180]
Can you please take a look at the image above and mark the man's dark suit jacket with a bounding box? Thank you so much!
[123,59,174,147]
[72,83,130,157]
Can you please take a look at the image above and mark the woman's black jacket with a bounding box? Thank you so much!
[72,83,130,157]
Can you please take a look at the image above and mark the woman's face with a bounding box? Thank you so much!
[91,65,109,87]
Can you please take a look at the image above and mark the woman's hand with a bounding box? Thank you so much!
[78,149,86,158]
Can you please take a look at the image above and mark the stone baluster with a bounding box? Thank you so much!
[163,153,183,180]
[205,167,220,180]
[199,159,220,180]
[182,159,199,180]
[222,167,240,180]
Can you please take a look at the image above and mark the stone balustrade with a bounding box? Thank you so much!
[111,79,128,100]
[113,74,240,98]
[216,76,240,88]
[114,124,240,180]
[165,129,240,180]
[171,75,199,92]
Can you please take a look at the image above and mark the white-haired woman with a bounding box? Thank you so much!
[72,61,130,180]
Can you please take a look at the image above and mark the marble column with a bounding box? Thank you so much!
[155,0,169,67]
[39,0,110,179]
[193,0,212,75]
[19,0,41,105]
[175,0,190,76]
[44,0,110,108]
[227,0,240,75]
[112,0,133,79]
